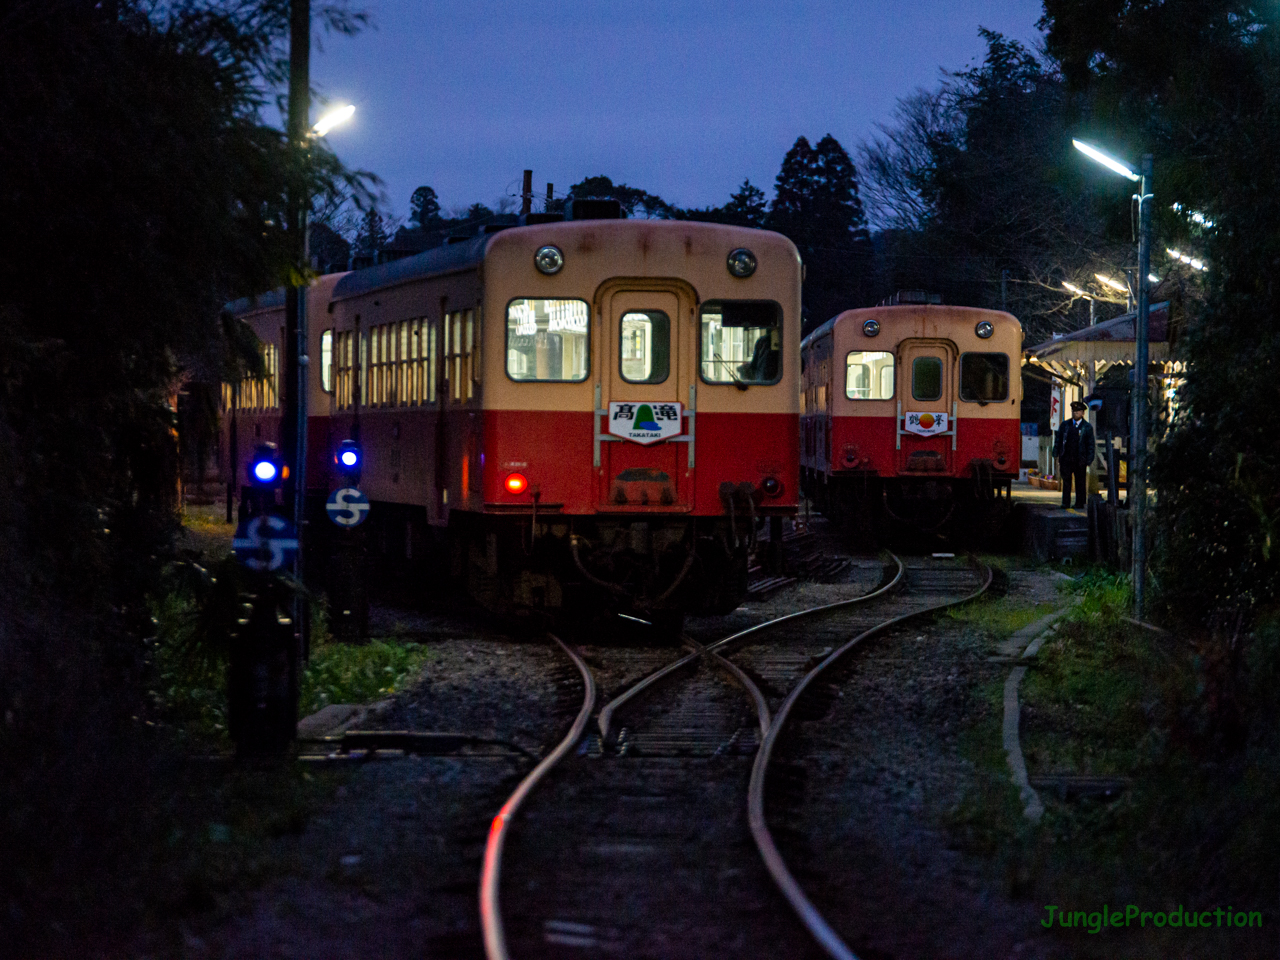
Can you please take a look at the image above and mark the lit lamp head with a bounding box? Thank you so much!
[1072,139,1140,182]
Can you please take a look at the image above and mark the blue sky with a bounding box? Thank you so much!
[310,0,1047,220]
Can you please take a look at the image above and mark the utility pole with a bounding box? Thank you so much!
[1133,155,1153,621]
[547,183,554,209]
[282,0,310,658]
[1000,268,1008,312]
[521,169,533,217]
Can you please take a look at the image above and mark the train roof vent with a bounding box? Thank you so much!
[520,212,566,225]
[565,197,624,221]
[879,290,943,306]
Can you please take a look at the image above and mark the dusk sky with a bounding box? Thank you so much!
[311,0,1047,223]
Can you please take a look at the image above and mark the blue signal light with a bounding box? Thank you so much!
[335,439,361,478]
[246,441,284,488]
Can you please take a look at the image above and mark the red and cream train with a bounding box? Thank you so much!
[800,299,1022,537]
[225,212,802,623]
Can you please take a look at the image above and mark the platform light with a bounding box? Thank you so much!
[1095,273,1129,293]
[504,473,528,495]
[1167,248,1207,271]
[1172,203,1215,228]
[1072,139,1139,181]
[727,248,757,278]
[312,104,355,138]
[1062,281,1091,298]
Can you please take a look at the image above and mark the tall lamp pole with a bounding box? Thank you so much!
[282,0,311,654]
[1072,139,1153,620]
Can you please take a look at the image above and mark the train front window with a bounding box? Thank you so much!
[506,299,590,382]
[960,352,1009,402]
[912,357,942,401]
[846,351,894,399]
[700,300,782,385]
[620,311,670,383]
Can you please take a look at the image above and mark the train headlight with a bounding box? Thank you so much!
[505,473,529,495]
[534,245,564,275]
[862,319,880,337]
[975,320,995,339]
[761,476,782,498]
[727,248,757,278]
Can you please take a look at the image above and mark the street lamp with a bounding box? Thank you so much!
[1073,138,1153,621]
[312,104,355,138]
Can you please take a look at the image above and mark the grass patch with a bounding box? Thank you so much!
[946,566,1280,957]
[150,575,434,745]
[299,638,433,715]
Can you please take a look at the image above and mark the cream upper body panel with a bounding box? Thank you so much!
[813,305,1022,419]
[481,220,802,415]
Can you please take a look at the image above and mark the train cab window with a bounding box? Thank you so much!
[960,352,1009,402]
[506,299,589,382]
[321,329,333,393]
[700,300,782,385]
[620,311,670,383]
[912,357,943,401]
[845,351,894,400]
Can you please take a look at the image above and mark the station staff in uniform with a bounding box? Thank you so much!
[1054,400,1095,510]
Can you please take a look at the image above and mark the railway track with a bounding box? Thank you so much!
[479,554,991,960]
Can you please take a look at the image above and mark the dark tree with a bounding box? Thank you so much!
[310,220,352,273]
[0,0,371,947]
[568,175,673,218]
[355,208,387,255]
[677,178,769,227]
[722,179,768,227]
[410,184,443,227]
[767,135,875,330]
[859,31,1123,341]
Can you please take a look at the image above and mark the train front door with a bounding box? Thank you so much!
[596,282,694,511]
[897,339,957,475]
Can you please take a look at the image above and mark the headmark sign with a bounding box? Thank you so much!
[904,411,950,437]
[326,487,370,527]
[607,401,683,445]
[233,514,299,572]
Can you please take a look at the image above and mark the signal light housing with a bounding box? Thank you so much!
[335,439,361,479]
[504,473,528,495]
[247,442,286,488]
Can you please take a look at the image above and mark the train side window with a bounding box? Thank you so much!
[505,299,590,382]
[620,310,670,384]
[700,300,782,385]
[960,352,1009,402]
[912,357,942,401]
[321,329,334,393]
[845,350,894,400]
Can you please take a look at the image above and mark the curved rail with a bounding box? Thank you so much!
[480,634,598,960]
[747,558,994,960]
[597,553,907,741]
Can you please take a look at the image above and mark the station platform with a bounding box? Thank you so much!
[1011,481,1127,563]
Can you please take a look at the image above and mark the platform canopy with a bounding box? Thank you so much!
[1023,301,1171,385]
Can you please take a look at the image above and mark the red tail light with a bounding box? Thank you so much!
[505,473,528,495]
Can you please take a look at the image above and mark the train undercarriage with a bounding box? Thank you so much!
[803,467,1015,547]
